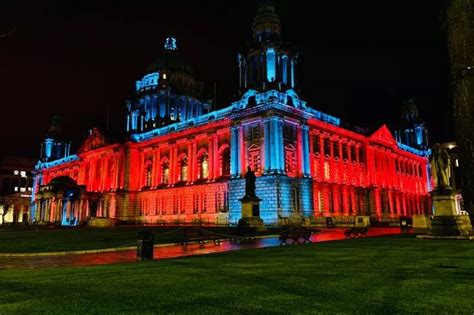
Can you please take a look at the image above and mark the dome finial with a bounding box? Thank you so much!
[252,0,281,42]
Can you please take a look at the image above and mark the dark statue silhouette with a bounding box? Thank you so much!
[244,166,257,198]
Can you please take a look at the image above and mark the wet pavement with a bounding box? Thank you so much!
[0,227,406,270]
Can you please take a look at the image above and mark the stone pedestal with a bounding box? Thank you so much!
[355,216,370,228]
[412,214,431,234]
[429,191,473,237]
[238,196,266,231]
[88,217,117,228]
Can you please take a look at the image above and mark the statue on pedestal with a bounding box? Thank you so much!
[430,143,452,191]
[425,144,473,237]
[238,166,265,230]
[244,166,257,198]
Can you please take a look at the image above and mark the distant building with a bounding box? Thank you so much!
[0,156,35,224]
[30,1,432,227]
[394,99,429,151]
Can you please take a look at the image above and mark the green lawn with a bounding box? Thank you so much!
[0,226,279,253]
[0,236,473,314]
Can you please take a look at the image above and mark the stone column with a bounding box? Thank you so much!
[191,140,198,182]
[263,119,271,174]
[230,125,241,177]
[301,124,311,177]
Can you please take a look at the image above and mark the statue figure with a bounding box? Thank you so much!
[244,166,257,198]
[430,143,451,190]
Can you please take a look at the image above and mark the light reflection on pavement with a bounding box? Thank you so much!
[0,227,407,270]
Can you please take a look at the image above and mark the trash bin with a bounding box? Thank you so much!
[399,216,409,233]
[137,231,154,261]
[326,217,334,228]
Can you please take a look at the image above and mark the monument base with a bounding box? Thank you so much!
[432,190,458,216]
[239,196,265,231]
[412,214,431,234]
[88,217,118,227]
[355,216,370,228]
[430,215,472,237]
[238,217,266,231]
[428,190,472,237]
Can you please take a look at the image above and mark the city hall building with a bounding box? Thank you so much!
[30,1,432,226]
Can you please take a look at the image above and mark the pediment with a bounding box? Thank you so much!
[78,128,109,154]
[370,125,397,147]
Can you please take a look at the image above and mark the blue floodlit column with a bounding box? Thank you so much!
[230,125,241,178]
[263,118,271,174]
[272,117,285,173]
[290,58,295,88]
[44,138,53,160]
[276,118,284,173]
[301,124,311,176]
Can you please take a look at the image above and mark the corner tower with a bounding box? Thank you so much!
[39,115,71,162]
[237,0,299,94]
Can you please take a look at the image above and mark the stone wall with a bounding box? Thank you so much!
[229,175,313,225]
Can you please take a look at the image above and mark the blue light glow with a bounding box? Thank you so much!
[282,55,288,85]
[397,142,431,157]
[415,126,423,145]
[164,37,177,51]
[266,48,276,82]
[36,155,79,170]
[136,72,159,92]
[44,138,53,159]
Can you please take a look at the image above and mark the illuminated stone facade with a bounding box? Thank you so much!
[30,1,432,226]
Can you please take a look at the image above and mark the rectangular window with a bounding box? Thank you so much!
[249,125,260,141]
[313,135,321,154]
[342,143,348,161]
[283,125,294,141]
[323,138,330,157]
[350,146,356,162]
[334,143,340,159]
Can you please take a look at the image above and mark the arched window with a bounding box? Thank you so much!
[198,152,209,180]
[219,145,231,177]
[178,155,188,182]
[161,160,170,184]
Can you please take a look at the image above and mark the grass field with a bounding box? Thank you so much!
[0,225,280,253]
[0,235,473,314]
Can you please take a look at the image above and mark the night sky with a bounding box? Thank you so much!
[0,0,451,159]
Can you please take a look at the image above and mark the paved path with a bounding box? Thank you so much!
[0,227,406,270]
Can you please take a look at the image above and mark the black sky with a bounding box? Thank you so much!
[0,0,451,159]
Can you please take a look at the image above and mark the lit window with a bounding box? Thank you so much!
[163,73,167,80]
[248,147,261,175]
[285,145,296,176]
[13,170,19,175]
[220,147,231,177]
[14,187,18,192]
[180,157,188,181]
[162,162,170,184]
[145,164,153,187]
[20,187,26,192]
[28,187,32,191]
[455,159,459,167]
[199,154,209,179]
[20,171,26,177]
[324,162,330,181]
